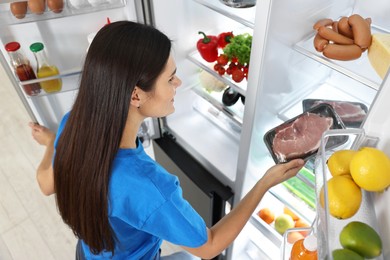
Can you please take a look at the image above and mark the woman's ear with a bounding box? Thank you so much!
[130,87,142,108]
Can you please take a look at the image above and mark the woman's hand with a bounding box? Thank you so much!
[260,159,305,189]
[29,122,56,146]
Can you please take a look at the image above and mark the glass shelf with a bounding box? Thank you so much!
[18,69,81,97]
[0,0,126,26]
[314,128,384,260]
[294,26,389,91]
[192,83,244,125]
[192,0,256,29]
[187,50,247,96]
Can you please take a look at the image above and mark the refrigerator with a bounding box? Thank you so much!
[1,0,389,260]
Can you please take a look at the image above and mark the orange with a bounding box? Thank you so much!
[283,206,300,221]
[287,231,304,244]
[257,208,275,224]
[294,219,310,236]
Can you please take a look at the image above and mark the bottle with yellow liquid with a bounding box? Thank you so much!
[30,42,62,93]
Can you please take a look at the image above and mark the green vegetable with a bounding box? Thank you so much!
[222,33,252,65]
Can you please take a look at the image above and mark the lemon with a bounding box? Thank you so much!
[332,248,364,260]
[327,149,356,177]
[350,147,390,192]
[339,221,382,258]
[320,175,362,219]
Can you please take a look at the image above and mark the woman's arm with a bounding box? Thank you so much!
[29,122,56,196]
[182,159,305,259]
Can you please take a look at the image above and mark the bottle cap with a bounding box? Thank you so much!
[303,234,317,252]
[30,42,44,53]
[5,42,21,52]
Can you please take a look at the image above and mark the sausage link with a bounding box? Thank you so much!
[348,14,372,49]
[313,33,329,52]
[318,26,354,45]
[323,43,362,61]
[337,17,354,39]
[332,21,339,33]
[313,18,333,30]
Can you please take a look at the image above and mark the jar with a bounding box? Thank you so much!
[5,41,41,96]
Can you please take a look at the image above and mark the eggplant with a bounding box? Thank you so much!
[222,87,240,106]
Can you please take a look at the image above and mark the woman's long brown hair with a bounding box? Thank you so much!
[53,21,171,255]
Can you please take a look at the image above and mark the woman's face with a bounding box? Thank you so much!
[140,54,182,117]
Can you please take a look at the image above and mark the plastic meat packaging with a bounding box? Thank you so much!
[264,104,347,163]
[302,99,368,128]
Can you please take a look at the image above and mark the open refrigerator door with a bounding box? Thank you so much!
[224,0,389,259]
[0,0,140,132]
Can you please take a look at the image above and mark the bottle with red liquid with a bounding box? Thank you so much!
[290,234,318,260]
[5,41,41,96]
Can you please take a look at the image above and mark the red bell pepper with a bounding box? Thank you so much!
[197,31,218,63]
[217,31,234,49]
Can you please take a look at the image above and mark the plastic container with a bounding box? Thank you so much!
[264,104,347,163]
[30,42,62,93]
[4,41,41,96]
[290,234,318,260]
[302,99,368,128]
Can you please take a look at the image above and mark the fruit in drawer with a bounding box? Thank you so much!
[283,206,300,221]
[350,147,390,192]
[327,149,356,177]
[332,248,364,260]
[274,213,295,235]
[339,221,382,258]
[320,175,362,219]
[257,208,275,224]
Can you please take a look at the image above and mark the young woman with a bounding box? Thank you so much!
[29,21,304,259]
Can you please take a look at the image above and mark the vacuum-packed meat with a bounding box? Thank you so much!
[312,100,367,123]
[272,113,333,162]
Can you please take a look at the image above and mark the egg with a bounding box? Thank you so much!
[47,0,63,13]
[28,0,45,15]
[10,1,28,19]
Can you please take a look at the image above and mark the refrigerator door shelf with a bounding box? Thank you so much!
[18,69,81,98]
[280,226,313,260]
[193,0,256,29]
[0,0,126,26]
[294,25,389,90]
[315,128,383,260]
[188,50,247,96]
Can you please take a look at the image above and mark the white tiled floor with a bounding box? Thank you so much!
[0,66,180,259]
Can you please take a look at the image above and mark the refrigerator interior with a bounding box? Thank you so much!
[151,0,257,190]
[0,0,138,131]
[232,0,389,259]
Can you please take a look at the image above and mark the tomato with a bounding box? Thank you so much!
[232,69,245,83]
[218,66,226,76]
[214,63,221,71]
[217,54,229,66]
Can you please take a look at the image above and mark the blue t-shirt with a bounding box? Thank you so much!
[54,113,207,259]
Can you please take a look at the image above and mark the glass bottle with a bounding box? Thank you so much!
[290,234,318,260]
[5,41,41,96]
[30,42,62,93]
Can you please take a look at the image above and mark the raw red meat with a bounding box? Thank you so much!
[272,113,333,162]
[313,101,366,123]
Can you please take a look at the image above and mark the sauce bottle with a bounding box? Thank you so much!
[30,42,62,93]
[5,41,41,96]
[290,234,318,260]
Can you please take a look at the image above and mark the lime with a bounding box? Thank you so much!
[332,248,363,260]
[320,175,362,219]
[340,221,382,258]
[350,147,390,191]
[327,149,356,177]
